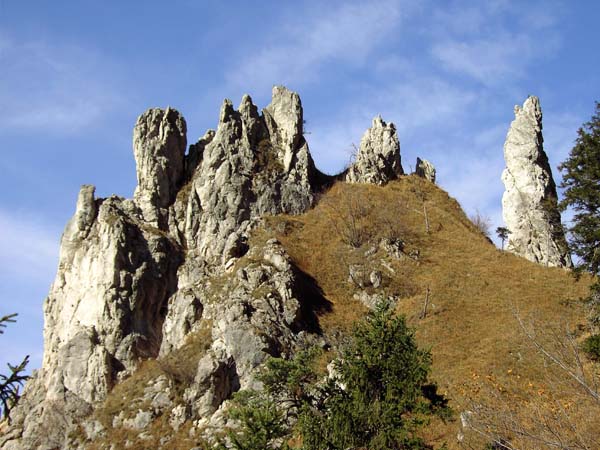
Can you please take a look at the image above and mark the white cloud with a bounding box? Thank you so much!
[429,2,561,85]
[0,209,61,282]
[0,36,126,134]
[226,0,406,92]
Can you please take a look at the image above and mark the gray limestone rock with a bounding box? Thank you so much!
[6,192,182,449]
[133,107,187,226]
[4,85,411,449]
[179,87,315,264]
[415,157,436,183]
[379,237,404,259]
[346,116,403,185]
[370,270,383,289]
[501,96,571,268]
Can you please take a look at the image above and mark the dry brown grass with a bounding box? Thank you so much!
[81,176,597,449]
[265,176,596,449]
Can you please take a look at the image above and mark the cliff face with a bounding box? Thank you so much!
[3,86,399,450]
[501,96,571,268]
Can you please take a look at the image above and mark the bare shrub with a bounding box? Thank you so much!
[323,188,372,248]
[470,209,492,237]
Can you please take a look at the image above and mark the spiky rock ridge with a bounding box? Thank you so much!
[3,86,332,450]
[501,96,571,268]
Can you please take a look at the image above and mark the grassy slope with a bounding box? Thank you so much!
[268,176,595,448]
[85,175,596,449]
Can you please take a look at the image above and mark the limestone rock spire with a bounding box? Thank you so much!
[133,107,187,224]
[345,116,403,185]
[501,95,571,267]
[415,157,436,183]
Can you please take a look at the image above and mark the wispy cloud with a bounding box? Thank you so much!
[308,76,478,173]
[0,33,127,134]
[0,209,61,282]
[428,1,562,85]
[226,0,407,92]
[431,33,559,85]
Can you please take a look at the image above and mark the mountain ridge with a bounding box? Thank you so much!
[1,87,589,450]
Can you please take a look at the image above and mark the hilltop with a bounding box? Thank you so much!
[1,87,597,450]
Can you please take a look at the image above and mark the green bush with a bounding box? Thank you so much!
[222,390,290,450]
[299,300,451,450]
[222,300,451,450]
[582,334,600,360]
[0,313,29,420]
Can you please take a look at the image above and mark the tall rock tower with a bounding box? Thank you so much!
[501,96,571,268]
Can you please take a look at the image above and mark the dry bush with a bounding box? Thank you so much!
[321,187,372,248]
[469,209,492,238]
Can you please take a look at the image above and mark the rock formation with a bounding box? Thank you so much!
[346,116,403,185]
[178,88,318,265]
[415,157,436,183]
[1,86,412,450]
[1,86,333,450]
[133,107,187,227]
[501,96,571,268]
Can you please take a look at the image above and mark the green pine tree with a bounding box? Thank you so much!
[558,102,600,276]
[300,300,450,450]
[0,313,29,421]
[559,102,600,334]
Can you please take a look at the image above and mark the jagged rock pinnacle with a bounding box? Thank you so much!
[133,107,187,225]
[2,86,421,450]
[415,157,436,183]
[180,86,315,264]
[501,96,571,268]
[346,115,404,185]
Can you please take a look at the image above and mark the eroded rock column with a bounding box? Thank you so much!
[501,96,571,267]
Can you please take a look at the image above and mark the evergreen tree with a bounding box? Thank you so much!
[558,102,600,275]
[223,390,290,450]
[0,314,29,421]
[222,302,450,450]
[496,227,510,250]
[300,301,450,450]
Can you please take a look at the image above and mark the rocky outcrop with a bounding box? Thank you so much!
[4,189,183,449]
[501,96,571,268]
[415,157,436,183]
[133,107,187,226]
[346,116,403,185]
[176,87,317,265]
[2,86,328,450]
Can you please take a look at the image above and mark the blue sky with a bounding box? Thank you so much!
[1,0,599,372]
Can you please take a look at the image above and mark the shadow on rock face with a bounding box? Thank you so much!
[292,266,332,335]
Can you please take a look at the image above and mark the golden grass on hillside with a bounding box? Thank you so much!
[266,176,597,449]
[79,175,597,449]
